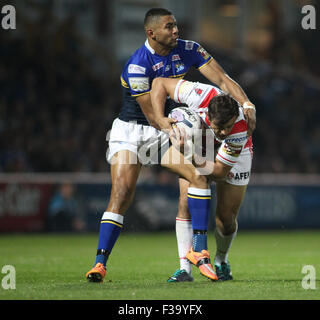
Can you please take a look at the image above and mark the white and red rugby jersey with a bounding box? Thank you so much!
[173,79,253,167]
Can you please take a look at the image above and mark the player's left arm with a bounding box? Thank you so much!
[150,78,180,132]
[199,59,256,137]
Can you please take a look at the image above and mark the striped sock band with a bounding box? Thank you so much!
[95,212,124,266]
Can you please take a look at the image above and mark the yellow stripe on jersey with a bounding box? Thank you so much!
[131,90,150,97]
[169,73,187,79]
[197,57,213,70]
[120,76,129,88]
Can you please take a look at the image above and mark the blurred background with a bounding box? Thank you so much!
[0,0,319,233]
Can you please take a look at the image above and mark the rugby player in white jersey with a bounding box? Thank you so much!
[86,8,255,283]
[150,77,254,282]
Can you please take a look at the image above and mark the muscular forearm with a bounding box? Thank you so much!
[219,74,250,105]
[135,93,161,130]
[150,78,168,124]
[200,60,253,106]
[150,78,179,131]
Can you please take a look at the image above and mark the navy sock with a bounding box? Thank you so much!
[187,187,211,252]
[95,212,124,266]
[192,230,208,252]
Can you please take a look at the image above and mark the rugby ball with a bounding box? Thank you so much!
[168,107,202,160]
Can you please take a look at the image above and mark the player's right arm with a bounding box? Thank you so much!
[135,93,162,130]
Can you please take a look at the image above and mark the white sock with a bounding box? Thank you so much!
[214,221,238,265]
[176,217,193,274]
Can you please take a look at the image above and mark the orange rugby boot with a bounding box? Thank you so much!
[186,247,218,281]
[86,263,106,282]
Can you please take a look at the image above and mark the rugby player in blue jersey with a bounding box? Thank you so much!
[86,8,256,283]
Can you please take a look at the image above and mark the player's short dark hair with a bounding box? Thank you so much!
[144,8,173,27]
[207,94,239,127]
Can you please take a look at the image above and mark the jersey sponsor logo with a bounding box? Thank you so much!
[228,171,250,180]
[172,54,181,61]
[225,135,247,144]
[185,41,194,50]
[197,46,210,60]
[175,63,185,73]
[152,61,164,71]
[128,77,149,92]
[128,64,146,74]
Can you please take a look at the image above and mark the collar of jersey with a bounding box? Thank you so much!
[145,39,156,54]
[144,39,177,57]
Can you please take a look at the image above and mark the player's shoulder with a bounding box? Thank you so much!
[123,42,152,72]
[176,39,201,52]
[227,108,248,138]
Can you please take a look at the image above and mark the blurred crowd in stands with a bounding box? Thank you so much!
[0,2,319,175]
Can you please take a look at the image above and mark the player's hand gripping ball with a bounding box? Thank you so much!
[168,107,202,161]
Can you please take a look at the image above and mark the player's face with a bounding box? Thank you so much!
[210,116,237,141]
[153,15,179,48]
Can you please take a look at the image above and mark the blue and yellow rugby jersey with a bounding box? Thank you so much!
[119,39,213,125]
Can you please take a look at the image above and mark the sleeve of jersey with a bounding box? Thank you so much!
[123,62,152,97]
[216,132,248,168]
[216,141,244,167]
[188,41,213,70]
[173,80,215,110]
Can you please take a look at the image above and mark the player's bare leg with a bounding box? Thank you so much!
[214,181,247,280]
[86,150,142,282]
[107,150,142,214]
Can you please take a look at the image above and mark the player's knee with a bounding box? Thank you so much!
[216,214,237,235]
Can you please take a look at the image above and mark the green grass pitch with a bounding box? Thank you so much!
[0,230,319,300]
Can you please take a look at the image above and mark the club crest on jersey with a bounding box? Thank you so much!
[222,143,242,157]
[195,88,203,95]
[175,63,185,73]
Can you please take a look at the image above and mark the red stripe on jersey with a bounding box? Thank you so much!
[205,114,210,125]
[229,119,247,135]
[245,136,252,149]
[229,119,253,149]
[198,88,219,110]
[217,153,236,164]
